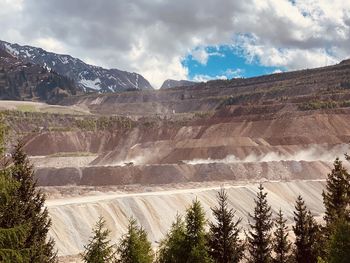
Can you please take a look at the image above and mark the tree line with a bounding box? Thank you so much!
[0,113,349,263]
[81,158,349,263]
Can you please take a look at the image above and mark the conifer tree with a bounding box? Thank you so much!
[247,184,273,263]
[293,196,320,263]
[208,189,244,263]
[326,218,350,263]
[0,143,57,262]
[0,172,30,263]
[272,209,291,263]
[0,123,30,263]
[322,158,350,234]
[157,214,186,263]
[117,217,153,263]
[82,217,116,263]
[184,199,212,263]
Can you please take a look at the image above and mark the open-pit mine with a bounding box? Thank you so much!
[2,58,350,262]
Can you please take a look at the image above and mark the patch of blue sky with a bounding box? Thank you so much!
[182,45,284,81]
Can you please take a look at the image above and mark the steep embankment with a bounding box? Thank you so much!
[17,108,350,186]
[47,180,326,257]
[2,59,350,188]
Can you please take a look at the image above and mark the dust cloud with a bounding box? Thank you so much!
[183,144,350,165]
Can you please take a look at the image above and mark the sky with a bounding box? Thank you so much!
[1,0,350,88]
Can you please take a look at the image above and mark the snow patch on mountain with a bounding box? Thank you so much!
[79,78,101,91]
[4,43,19,56]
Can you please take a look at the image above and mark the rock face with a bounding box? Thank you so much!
[160,79,197,89]
[0,49,78,103]
[0,40,153,92]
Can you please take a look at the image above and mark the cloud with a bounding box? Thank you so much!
[191,47,225,65]
[225,68,244,78]
[192,74,228,82]
[0,0,349,88]
[191,47,209,65]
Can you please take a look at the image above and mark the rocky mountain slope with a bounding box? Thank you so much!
[0,40,153,92]
[0,49,79,103]
[160,79,197,89]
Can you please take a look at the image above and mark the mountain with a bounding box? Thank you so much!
[0,49,79,103]
[160,79,197,89]
[0,40,153,92]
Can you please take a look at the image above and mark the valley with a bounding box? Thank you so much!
[1,56,350,261]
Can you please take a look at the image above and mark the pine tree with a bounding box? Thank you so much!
[247,183,273,263]
[117,217,153,263]
[322,158,350,234]
[272,209,291,263]
[157,214,186,263]
[0,118,31,262]
[0,113,9,167]
[1,143,57,262]
[293,196,320,263]
[0,172,30,263]
[82,217,116,263]
[208,188,244,263]
[326,218,350,263]
[184,199,212,263]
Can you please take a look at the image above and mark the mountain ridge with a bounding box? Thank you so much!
[0,48,79,103]
[0,40,153,93]
[160,79,197,89]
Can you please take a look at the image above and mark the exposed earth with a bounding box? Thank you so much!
[1,59,350,261]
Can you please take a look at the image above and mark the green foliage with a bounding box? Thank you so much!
[322,158,350,234]
[272,209,292,263]
[184,199,212,263]
[0,113,8,157]
[247,184,273,263]
[299,100,337,111]
[193,111,212,119]
[16,104,37,113]
[293,196,320,263]
[157,215,186,263]
[0,172,31,263]
[0,143,57,262]
[326,219,350,263]
[75,116,134,131]
[82,217,116,263]
[208,189,244,263]
[117,217,153,263]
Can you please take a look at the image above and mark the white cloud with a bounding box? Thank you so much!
[192,74,227,82]
[235,34,339,69]
[191,47,209,65]
[225,68,244,78]
[32,37,67,54]
[272,69,283,74]
[0,0,349,88]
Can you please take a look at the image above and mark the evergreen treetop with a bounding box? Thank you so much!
[82,217,116,263]
[157,214,186,263]
[208,188,244,263]
[247,183,273,263]
[116,217,153,263]
[2,143,57,262]
[184,199,212,263]
[272,209,291,263]
[293,195,320,263]
[322,158,350,232]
